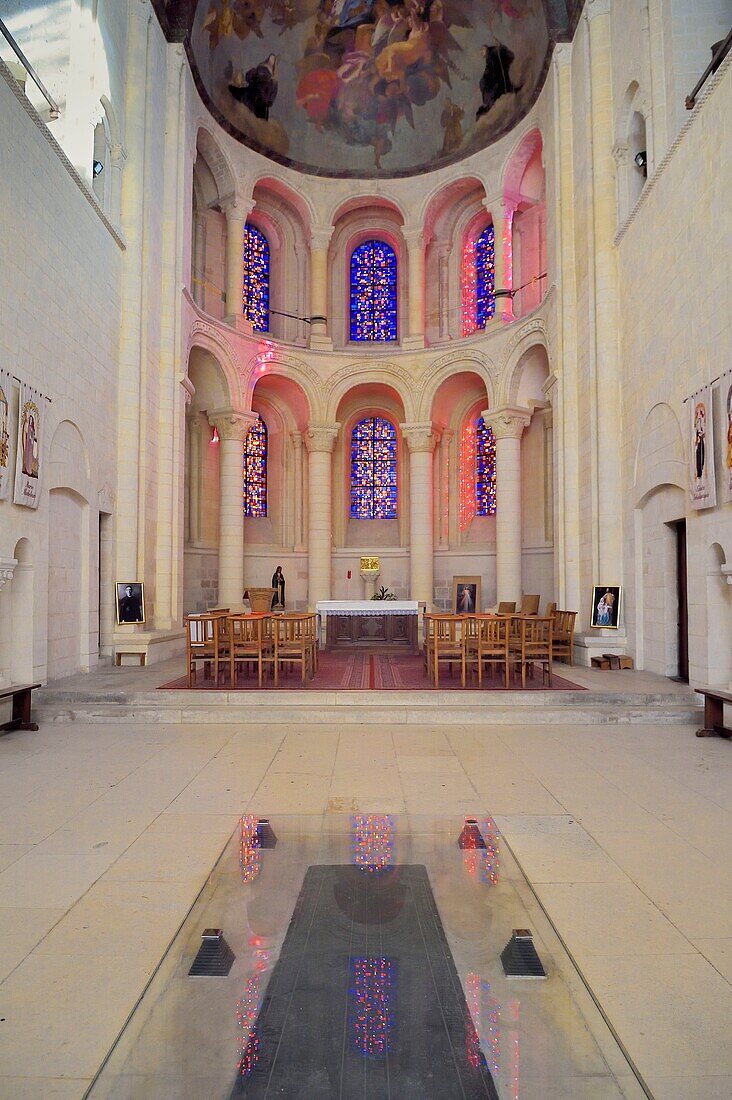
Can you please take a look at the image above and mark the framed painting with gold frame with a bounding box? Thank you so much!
[590,586,621,629]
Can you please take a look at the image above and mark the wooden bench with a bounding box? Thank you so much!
[695,686,732,739]
[0,682,41,732]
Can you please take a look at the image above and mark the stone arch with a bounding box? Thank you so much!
[502,127,544,196]
[8,538,34,683]
[416,351,496,420]
[195,125,238,206]
[706,542,732,686]
[329,194,407,228]
[633,402,686,506]
[252,175,316,231]
[47,487,89,682]
[329,205,406,348]
[324,362,416,422]
[422,178,489,344]
[243,352,319,421]
[186,321,243,409]
[615,81,651,219]
[502,325,551,405]
[48,419,91,502]
[250,180,310,344]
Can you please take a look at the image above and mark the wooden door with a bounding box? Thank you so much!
[675,520,689,683]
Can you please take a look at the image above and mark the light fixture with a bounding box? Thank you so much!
[634,150,647,177]
[92,159,104,177]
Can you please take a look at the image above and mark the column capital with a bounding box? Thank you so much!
[186,410,203,433]
[400,422,438,453]
[221,196,254,223]
[309,226,334,251]
[481,405,532,440]
[403,226,425,249]
[208,408,258,442]
[0,559,18,592]
[290,429,303,445]
[440,427,455,445]
[305,423,340,453]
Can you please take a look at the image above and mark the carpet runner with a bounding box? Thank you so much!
[159,652,583,691]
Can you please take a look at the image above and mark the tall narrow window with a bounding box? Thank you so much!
[350,417,397,519]
[476,416,496,515]
[461,224,495,335]
[243,415,267,517]
[243,224,270,332]
[350,240,397,342]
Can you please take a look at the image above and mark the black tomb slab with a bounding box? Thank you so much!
[231,864,498,1099]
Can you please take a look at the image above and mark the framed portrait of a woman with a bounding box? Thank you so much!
[590,586,621,629]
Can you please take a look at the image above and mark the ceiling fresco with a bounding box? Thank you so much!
[154,0,582,178]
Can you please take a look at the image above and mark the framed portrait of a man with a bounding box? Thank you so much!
[452,576,481,615]
[590,586,621,629]
[116,582,145,624]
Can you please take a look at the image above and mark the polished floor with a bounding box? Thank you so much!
[0,694,730,1098]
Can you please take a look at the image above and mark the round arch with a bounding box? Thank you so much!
[324,362,416,423]
[417,352,496,420]
[186,322,243,409]
[243,352,319,422]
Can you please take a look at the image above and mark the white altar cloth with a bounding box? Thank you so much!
[315,600,419,616]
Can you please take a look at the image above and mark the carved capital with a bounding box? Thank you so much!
[310,226,334,251]
[305,423,340,453]
[612,141,629,167]
[0,559,18,591]
[110,143,127,168]
[401,421,437,454]
[722,566,732,586]
[481,405,532,440]
[208,408,258,442]
[403,227,424,249]
[290,429,303,446]
[222,196,254,224]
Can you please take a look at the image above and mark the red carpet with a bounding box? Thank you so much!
[159,652,583,691]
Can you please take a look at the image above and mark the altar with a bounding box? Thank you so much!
[315,601,420,651]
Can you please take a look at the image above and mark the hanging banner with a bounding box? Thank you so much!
[0,369,11,501]
[720,369,732,505]
[689,384,716,509]
[13,382,43,509]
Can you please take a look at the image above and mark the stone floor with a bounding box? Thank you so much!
[0,689,730,1098]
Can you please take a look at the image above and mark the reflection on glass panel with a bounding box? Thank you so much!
[352,814,395,873]
[349,956,396,1058]
[350,417,397,519]
[350,240,397,342]
[243,224,270,333]
[243,415,267,517]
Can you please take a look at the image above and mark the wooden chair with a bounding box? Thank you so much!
[424,614,466,687]
[186,612,228,686]
[551,610,577,666]
[510,615,554,688]
[303,612,319,675]
[228,613,271,688]
[273,614,314,686]
[497,601,516,614]
[545,601,557,618]
[471,614,511,688]
[519,594,540,616]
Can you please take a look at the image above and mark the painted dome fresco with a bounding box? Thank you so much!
[155,1,579,177]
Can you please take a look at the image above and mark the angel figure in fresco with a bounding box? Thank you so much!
[229,54,279,119]
[694,402,706,480]
[203,0,264,47]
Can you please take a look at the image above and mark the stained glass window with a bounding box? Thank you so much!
[243,415,267,517]
[350,417,397,519]
[461,224,495,335]
[242,224,269,332]
[350,240,397,342]
[476,416,496,515]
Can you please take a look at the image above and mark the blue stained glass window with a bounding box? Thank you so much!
[476,416,496,515]
[350,417,397,519]
[350,240,397,342]
[476,224,495,329]
[242,224,269,333]
[243,416,267,517]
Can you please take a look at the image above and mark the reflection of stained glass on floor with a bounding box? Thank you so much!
[352,813,394,872]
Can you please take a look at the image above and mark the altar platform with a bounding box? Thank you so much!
[315,600,420,650]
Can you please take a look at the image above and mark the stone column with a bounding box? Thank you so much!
[482,406,532,605]
[208,409,258,607]
[309,227,333,348]
[192,209,207,308]
[305,424,340,605]
[484,195,517,322]
[439,428,454,547]
[401,423,437,606]
[186,413,202,545]
[223,199,254,330]
[291,430,304,549]
[403,228,425,348]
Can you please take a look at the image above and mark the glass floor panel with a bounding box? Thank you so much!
[90,815,638,1100]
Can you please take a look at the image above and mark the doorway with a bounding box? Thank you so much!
[673,519,688,682]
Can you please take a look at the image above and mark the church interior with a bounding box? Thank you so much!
[0,0,731,1096]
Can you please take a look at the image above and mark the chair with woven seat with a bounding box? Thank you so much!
[551,610,577,665]
[228,613,271,688]
[471,614,511,688]
[510,615,554,688]
[424,613,466,687]
[186,611,228,687]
